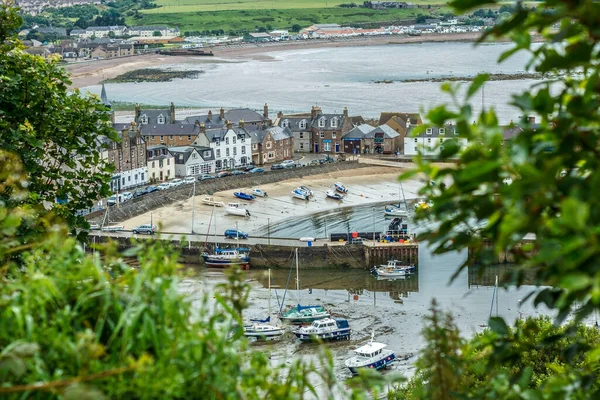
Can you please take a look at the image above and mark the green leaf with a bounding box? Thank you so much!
[466,73,489,100]
[488,316,508,335]
[559,274,590,291]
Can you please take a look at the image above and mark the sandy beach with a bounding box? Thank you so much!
[66,32,490,88]
[122,165,420,236]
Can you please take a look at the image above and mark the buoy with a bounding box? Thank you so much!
[353,294,359,301]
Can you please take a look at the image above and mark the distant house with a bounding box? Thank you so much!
[341,123,374,154]
[363,125,401,154]
[69,26,127,39]
[24,46,51,58]
[243,32,272,43]
[247,125,294,165]
[278,114,313,153]
[184,105,271,129]
[35,27,67,37]
[126,25,179,37]
[146,144,175,182]
[169,146,215,177]
[364,1,413,9]
[379,112,422,153]
[192,122,252,171]
[404,124,467,157]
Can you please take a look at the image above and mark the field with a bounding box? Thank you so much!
[130,7,429,34]
[142,0,446,14]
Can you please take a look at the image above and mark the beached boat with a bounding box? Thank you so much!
[251,188,268,197]
[234,192,256,201]
[244,269,285,339]
[291,188,310,200]
[344,333,396,374]
[326,190,344,200]
[280,249,330,324]
[202,196,225,207]
[334,182,348,194]
[384,205,408,217]
[202,247,250,267]
[293,318,351,342]
[298,185,314,197]
[226,202,251,217]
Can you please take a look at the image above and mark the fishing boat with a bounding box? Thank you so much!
[234,192,256,201]
[202,196,224,207]
[244,269,285,339]
[344,333,396,375]
[298,186,314,197]
[334,182,348,194]
[371,259,415,278]
[226,202,251,217]
[202,247,250,267]
[251,188,268,197]
[280,249,331,324]
[385,181,409,217]
[293,318,351,342]
[326,190,344,200]
[291,188,310,200]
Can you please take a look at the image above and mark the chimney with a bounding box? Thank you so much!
[239,119,245,128]
[311,106,321,119]
[220,107,225,120]
[277,111,283,118]
[207,110,212,121]
[170,102,175,123]
[135,103,140,121]
[199,122,206,133]
[528,116,536,123]
[263,103,269,118]
[226,120,232,130]
[343,107,348,118]
[406,118,411,129]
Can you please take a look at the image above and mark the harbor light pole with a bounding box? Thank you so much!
[372,207,376,243]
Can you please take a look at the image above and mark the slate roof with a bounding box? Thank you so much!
[137,109,174,125]
[248,126,292,144]
[168,146,200,165]
[310,114,345,130]
[406,124,457,138]
[193,146,215,161]
[140,124,200,136]
[364,125,400,139]
[278,115,312,132]
[100,83,110,108]
[184,108,267,126]
[342,124,374,139]
[204,127,251,142]
[378,112,422,126]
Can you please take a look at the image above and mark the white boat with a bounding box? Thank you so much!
[202,247,250,267]
[244,269,285,339]
[344,333,396,374]
[293,318,351,342]
[226,202,251,217]
[251,188,268,197]
[202,196,225,207]
[291,188,310,200]
[384,205,408,217]
[371,259,416,278]
[326,190,344,200]
[101,225,124,232]
[334,182,348,194]
[298,186,314,197]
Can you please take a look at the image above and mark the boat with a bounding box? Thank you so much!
[293,318,351,342]
[202,247,250,267]
[202,196,224,207]
[291,188,310,200]
[385,181,409,217]
[244,269,285,339]
[298,186,314,197]
[100,205,124,231]
[234,192,256,201]
[371,259,416,278]
[226,202,251,217]
[326,190,344,200]
[280,249,331,324]
[251,188,268,197]
[334,182,348,194]
[344,333,396,374]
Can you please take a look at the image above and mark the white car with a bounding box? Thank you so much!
[122,192,133,201]
[169,179,184,187]
[184,176,196,184]
[280,159,295,167]
[157,182,171,191]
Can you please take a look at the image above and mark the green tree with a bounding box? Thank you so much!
[1,5,117,235]
[152,30,162,36]
[291,23,302,32]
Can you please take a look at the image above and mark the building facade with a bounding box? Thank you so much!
[146,144,175,182]
[107,122,148,191]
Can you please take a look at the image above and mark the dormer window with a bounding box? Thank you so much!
[140,115,148,124]
[157,114,165,124]
[318,117,326,128]
[299,119,307,129]
[439,128,445,135]
[282,119,290,128]
[331,117,338,128]
[426,128,433,135]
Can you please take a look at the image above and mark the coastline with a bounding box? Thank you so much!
[66,32,497,88]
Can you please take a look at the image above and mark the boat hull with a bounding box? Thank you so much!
[226,208,250,217]
[294,328,351,342]
[203,255,250,267]
[384,207,408,217]
[346,352,396,374]
[244,327,285,338]
[234,192,256,201]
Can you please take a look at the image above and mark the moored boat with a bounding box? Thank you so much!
[294,318,351,342]
[334,182,348,194]
[202,247,250,267]
[326,189,344,200]
[226,202,251,217]
[234,192,256,201]
[202,196,225,207]
[281,304,331,324]
[371,259,416,278]
[298,185,314,197]
[344,333,396,374]
[384,205,408,217]
[292,188,310,200]
[243,270,284,339]
[251,188,268,197]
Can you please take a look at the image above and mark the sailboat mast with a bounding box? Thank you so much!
[400,181,408,210]
[295,248,300,305]
[191,180,196,234]
[268,269,271,319]
[495,275,499,317]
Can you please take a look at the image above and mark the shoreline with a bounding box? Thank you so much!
[66,32,506,88]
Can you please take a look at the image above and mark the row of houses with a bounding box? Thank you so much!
[16,0,100,15]
[24,38,135,59]
[69,25,181,39]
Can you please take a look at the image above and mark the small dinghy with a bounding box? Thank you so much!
[326,190,344,200]
[234,192,256,201]
[334,182,348,194]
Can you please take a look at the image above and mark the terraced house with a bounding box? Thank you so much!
[247,125,294,165]
[106,122,148,191]
[192,121,252,171]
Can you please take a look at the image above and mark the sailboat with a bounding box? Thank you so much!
[244,269,285,339]
[202,203,250,268]
[280,248,330,324]
[100,203,124,231]
[480,275,499,328]
[384,181,409,217]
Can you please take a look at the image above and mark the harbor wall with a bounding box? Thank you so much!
[87,161,372,224]
[87,235,418,269]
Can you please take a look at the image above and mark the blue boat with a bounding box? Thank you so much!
[202,247,250,268]
[234,192,256,201]
[294,318,351,342]
[291,188,310,200]
[334,182,348,194]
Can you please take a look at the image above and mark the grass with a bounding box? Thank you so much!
[129,7,429,33]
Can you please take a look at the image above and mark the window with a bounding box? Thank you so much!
[240,136,244,142]
[427,138,432,143]
[215,139,220,146]
[332,133,336,139]
[318,118,326,128]
[266,141,272,149]
[233,148,237,156]
[131,150,134,158]
[320,133,325,139]
[323,142,331,152]
[331,117,338,128]
[226,137,229,145]
[122,177,125,185]
[252,144,258,150]
[282,119,290,128]
[160,135,164,142]
[167,159,170,165]
[439,128,445,135]
[128,176,131,182]
[426,128,432,135]
[299,132,303,139]
[300,143,304,149]
[124,140,128,148]
[217,149,221,157]
[140,115,148,124]
[169,135,174,141]
[152,135,155,140]
[203,151,211,158]
[201,163,211,174]
[226,148,230,157]
[158,115,165,124]
[111,155,114,162]
[188,135,191,141]
[241,147,246,154]
[192,152,198,159]
[268,152,274,159]
[414,138,418,143]
[233,137,236,144]
[299,120,306,129]
[152,161,155,168]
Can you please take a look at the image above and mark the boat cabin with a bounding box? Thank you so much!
[227,202,240,208]
[354,342,388,358]
[311,319,337,329]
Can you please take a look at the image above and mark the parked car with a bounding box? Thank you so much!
[184,176,196,184]
[249,167,265,173]
[169,178,184,187]
[280,159,295,167]
[133,188,146,198]
[243,165,256,172]
[271,164,284,170]
[145,185,159,193]
[157,182,171,191]
[122,192,133,201]
[224,229,248,239]
[198,174,215,181]
[232,170,246,176]
[310,160,320,166]
[132,224,157,235]
[107,194,125,206]
[216,171,233,178]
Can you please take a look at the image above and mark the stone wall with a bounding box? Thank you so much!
[88,161,371,224]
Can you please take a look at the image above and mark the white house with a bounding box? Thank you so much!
[169,146,215,177]
[403,124,467,157]
[125,25,180,37]
[146,144,175,182]
[193,122,252,171]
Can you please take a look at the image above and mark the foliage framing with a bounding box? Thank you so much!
[0,4,117,236]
